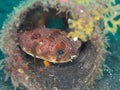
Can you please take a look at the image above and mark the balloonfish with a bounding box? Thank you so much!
[18,28,81,63]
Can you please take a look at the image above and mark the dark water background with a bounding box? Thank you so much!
[0,0,120,90]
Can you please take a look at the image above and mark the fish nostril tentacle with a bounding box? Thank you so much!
[31,33,41,40]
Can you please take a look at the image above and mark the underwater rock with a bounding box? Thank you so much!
[1,0,119,90]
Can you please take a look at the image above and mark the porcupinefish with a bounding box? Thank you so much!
[18,28,81,63]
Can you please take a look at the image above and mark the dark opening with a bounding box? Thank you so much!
[18,6,69,32]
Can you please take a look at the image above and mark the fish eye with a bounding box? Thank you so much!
[57,49,64,56]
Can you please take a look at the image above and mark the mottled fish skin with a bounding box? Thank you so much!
[18,28,81,63]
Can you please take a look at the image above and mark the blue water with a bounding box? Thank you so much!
[0,0,120,90]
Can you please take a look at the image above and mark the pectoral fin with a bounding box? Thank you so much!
[33,53,36,62]
[31,42,39,62]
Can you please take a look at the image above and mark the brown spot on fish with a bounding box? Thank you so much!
[31,33,41,40]
[50,30,63,38]
[48,35,55,42]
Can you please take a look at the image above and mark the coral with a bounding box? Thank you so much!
[67,0,120,41]
[68,17,95,41]
[101,4,120,34]
[75,0,91,6]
